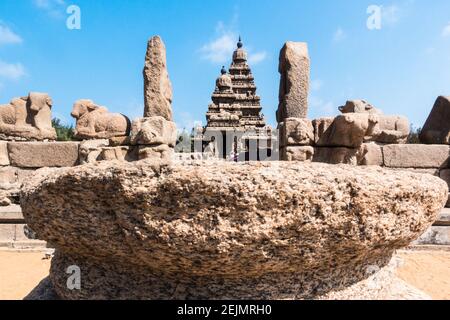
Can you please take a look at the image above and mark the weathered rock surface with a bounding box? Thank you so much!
[0,141,9,166]
[277,42,309,122]
[143,36,173,120]
[130,116,177,147]
[78,139,109,164]
[279,118,314,147]
[383,144,450,168]
[8,142,79,168]
[313,144,383,166]
[281,146,314,161]
[20,161,447,299]
[420,96,450,144]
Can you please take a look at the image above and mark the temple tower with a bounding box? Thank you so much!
[197,37,274,160]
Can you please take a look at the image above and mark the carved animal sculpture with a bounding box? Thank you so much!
[339,100,383,115]
[71,99,131,140]
[0,92,57,140]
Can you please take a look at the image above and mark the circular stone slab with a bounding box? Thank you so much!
[20,160,447,299]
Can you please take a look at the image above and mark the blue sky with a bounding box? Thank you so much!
[1,0,450,129]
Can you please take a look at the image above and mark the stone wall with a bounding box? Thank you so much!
[0,141,79,249]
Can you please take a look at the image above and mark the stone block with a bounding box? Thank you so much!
[79,139,110,164]
[382,144,450,168]
[358,143,383,166]
[0,224,15,241]
[109,136,131,147]
[281,146,314,161]
[313,147,360,165]
[101,146,138,162]
[279,118,314,147]
[0,141,9,166]
[0,204,23,223]
[130,116,177,147]
[440,169,450,189]
[8,142,80,168]
[413,226,450,245]
[138,144,173,161]
[313,117,335,145]
[436,208,450,226]
[0,166,18,187]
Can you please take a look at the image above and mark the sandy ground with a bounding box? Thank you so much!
[0,249,448,300]
[0,251,51,300]
[396,250,450,300]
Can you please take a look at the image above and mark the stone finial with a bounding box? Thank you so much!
[143,36,173,121]
[0,92,57,141]
[277,41,310,122]
[71,99,131,140]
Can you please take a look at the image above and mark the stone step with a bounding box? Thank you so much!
[0,204,24,223]
[435,208,450,226]
[0,240,47,250]
[413,226,450,246]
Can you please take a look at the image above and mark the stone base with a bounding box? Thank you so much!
[40,252,428,300]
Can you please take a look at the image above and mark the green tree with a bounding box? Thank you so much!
[52,118,75,141]
[407,125,422,144]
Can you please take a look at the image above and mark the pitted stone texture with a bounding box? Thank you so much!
[101,146,138,162]
[0,141,9,166]
[371,115,409,144]
[143,36,173,121]
[20,161,446,299]
[383,144,450,168]
[312,144,382,166]
[281,146,314,161]
[279,118,314,147]
[313,117,335,145]
[138,144,173,161]
[79,139,109,164]
[420,96,450,144]
[8,142,79,168]
[130,116,177,147]
[277,42,309,121]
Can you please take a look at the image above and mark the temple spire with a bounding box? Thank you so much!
[237,36,243,48]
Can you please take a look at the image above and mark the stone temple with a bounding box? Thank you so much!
[195,37,275,160]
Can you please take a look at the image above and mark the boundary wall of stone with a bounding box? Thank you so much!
[0,140,448,248]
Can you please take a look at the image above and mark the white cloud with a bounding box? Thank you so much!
[310,96,336,116]
[442,22,450,37]
[248,51,267,65]
[333,28,346,43]
[33,0,66,18]
[34,0,65,9]
[200,32,236,64]
[176,111,203,130]
[200,19,267,65]
[0,60,26,80]
[0,24,22,46]
[381,5,400,26]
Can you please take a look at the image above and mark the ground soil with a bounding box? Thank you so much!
[0,249,448,300]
